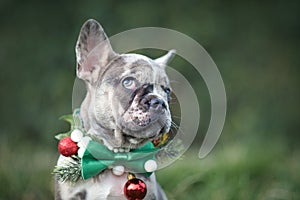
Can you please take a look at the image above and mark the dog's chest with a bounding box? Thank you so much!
[57,169,157,200]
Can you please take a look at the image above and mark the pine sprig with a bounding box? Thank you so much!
[53,158,82,183]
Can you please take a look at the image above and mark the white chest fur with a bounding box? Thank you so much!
[56,156,162,200]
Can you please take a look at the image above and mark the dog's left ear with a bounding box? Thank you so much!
[75,19,117,83]
[154,49,176,67]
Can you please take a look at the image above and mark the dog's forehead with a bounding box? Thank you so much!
[104,54,169,85]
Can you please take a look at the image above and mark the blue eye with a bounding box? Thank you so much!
[122,77,137,90]
[161,85,171,94]
[164,88,171,94]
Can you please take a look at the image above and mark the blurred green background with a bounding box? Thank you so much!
[0,0,299,199]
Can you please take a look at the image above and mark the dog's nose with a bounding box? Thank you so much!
[148,97,167,109]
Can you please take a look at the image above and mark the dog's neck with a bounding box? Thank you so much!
[79,92,124,150]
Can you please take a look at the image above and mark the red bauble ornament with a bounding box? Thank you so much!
[58,137,78,157]
[124,178,147,200]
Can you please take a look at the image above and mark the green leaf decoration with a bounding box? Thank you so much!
[55,114,75,140]
[59,114,75,128]
[54,131,71,140]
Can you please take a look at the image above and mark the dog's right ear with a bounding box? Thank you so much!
[75,19,116,83]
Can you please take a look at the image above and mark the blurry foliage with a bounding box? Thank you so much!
[157,140,300,200]
[0,0,299,199]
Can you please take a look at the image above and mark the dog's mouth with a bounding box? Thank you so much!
[122,124,169,146]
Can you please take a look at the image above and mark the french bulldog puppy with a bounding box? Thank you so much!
[55,19,175,200]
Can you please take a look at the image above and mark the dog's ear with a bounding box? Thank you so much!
[75,19,116,83]
[154,49,176,67]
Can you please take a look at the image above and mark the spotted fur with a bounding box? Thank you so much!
[55,19,175,200]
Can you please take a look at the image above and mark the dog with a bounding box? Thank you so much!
[55,19,175,200]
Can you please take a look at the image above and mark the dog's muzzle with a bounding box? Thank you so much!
[120,83,171,142]
[134,84,168,119]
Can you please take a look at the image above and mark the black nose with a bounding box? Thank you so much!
[148,97,167,109]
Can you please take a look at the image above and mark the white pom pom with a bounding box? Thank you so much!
[113,149,119,153]
[112,165,125,176]
[144,160,157,172]
[78,136,91,148]
[77,147,85,158]
[70,129,83,142]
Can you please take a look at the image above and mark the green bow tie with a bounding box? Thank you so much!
[81,141,159,180]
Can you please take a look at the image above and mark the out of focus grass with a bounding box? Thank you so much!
[0,136,56,200]
[1,135,299,200]
[158,141,300,200]
[158,138,300,200]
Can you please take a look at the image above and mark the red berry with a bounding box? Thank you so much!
[58,137,78,157]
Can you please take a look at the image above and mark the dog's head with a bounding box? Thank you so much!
[76,19,175,149]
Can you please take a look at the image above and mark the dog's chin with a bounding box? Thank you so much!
[119,120,170,147]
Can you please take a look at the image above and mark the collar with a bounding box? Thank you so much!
[53,109,160,182]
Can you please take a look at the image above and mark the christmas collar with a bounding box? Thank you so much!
[53,109,160,183]
[82,140,157,179]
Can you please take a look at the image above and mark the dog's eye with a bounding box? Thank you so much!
[161,86,171,95]
[161,86,171,103]
[164,88,171,95]
[122,77,137,90]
